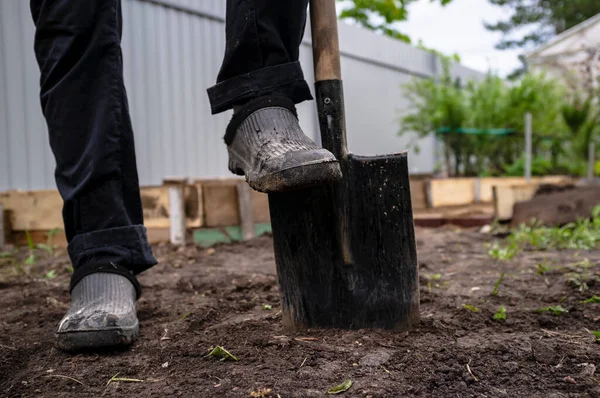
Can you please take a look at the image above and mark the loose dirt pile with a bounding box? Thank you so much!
[2,228,600,397]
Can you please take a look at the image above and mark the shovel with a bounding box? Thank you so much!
[267,0,420,331]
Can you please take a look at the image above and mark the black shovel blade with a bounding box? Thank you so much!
[267,151,420,331]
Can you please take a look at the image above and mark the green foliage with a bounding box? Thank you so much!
[337,0,452,42]
[537,261,552,275]
[493,306,507,321]
[487,206,600,268]
[206,346,238,361]
[45,270,57,279]
[581,296,600,304]
[561,92,600,165]
[502,156,553,177]
[491,273,505,296]
[536,305,568,315]
[399,65,570,177]
[424,273,442,292]
[588,330,600,343]
[37,228,61,255]
[509,207,600,251]
[485,0,600,50]
[462,304,480,313]
[327,380,353,395]
[24,230,36,265]
[487,241,519,261]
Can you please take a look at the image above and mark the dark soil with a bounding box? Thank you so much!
[2,227,600,397]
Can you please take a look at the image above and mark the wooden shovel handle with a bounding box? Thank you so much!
[310,0,342,81]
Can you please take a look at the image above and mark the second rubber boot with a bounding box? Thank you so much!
[55,272,139,352]
[225,96,342,193]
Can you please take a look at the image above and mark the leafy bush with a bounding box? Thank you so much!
[398,57,595,177]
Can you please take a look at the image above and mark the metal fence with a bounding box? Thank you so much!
[0,0,483,191]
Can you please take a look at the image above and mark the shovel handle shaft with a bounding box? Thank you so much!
[310,0,342,81]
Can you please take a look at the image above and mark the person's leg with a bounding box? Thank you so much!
[30,0,157,351]
[207,0,342,192]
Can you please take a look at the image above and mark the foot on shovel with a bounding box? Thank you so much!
[55,272,139,352]
[226,96,342,193]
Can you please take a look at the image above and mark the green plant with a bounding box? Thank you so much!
[536,305,568,315]
[491,273,505,296]
[37,228,61,255]
[487,242,519,261]
[24,231,36,265]
[399,66,575,177]
[462,304,480,313]
[508,206,600,251]
[493,306,507,321]
[424,273,442,292]
[537,261,552,275]
[581,296,600,304]
[588,330,600,343]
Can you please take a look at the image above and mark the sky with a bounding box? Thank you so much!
[396,0,526,77]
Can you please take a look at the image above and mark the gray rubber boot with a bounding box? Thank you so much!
[55,273,138,352]
[226,97,342,193]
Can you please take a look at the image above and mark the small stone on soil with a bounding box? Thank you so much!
[578,363,596,377]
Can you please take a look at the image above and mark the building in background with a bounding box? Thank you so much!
[525,13,600,89]
[0,0,482,191]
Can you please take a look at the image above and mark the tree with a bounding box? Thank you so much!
[337,0,453,43]
[485,0,600,50]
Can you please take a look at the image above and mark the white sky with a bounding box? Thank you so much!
[396,0,525,77]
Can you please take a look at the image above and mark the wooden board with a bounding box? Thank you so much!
[429,176,577,208]
[493,184,538,221]
[1,185,204,232]
[479,177,533,203]
[0,190,63,231]
[202,183,270,227]
[409,179,427,210]
[141,184,203,229]
[11,227,171,248]
[427,178,476,207]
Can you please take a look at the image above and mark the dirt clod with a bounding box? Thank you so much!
[532,340,557,365]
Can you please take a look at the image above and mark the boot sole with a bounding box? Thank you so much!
[246,160,343,193]
[55,322,139,352]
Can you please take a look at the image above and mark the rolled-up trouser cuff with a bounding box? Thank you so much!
[67,225,158,276]
[207,61,314,115]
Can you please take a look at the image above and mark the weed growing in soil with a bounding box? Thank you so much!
[487,242,519,261]
[537,261,552,275]
[462,304,480,312]
[488,206,600,260]
[491,273,505,296]
[24,231,36,265]
[536,305,568,315]
[206,346,239,361]
[588,330,600,343]
[581,296,600,304]
[36,228,61,255]
[493,306,506,320]
[424,273,441,292]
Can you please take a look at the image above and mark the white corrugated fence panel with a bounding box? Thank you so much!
[0,0,483,191]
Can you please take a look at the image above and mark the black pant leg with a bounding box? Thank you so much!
[29,0,157,278]
[207,0,314,114]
